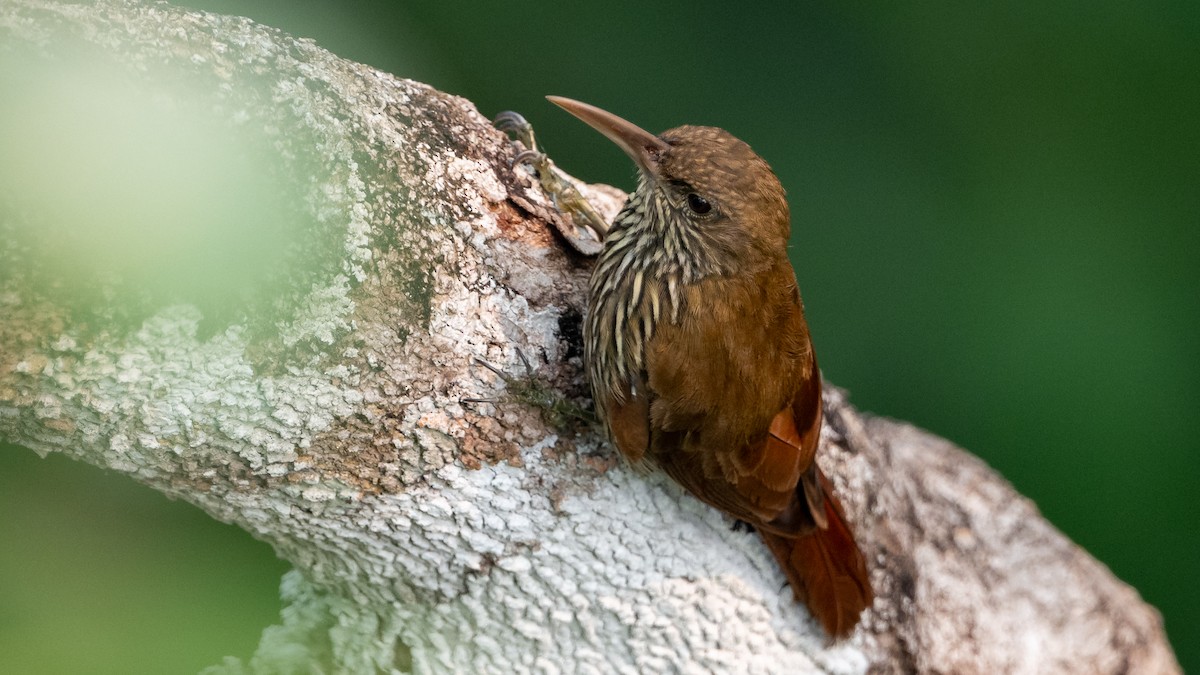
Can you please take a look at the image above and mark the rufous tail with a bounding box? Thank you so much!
[760,473,872,639]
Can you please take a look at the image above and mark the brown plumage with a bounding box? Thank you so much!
[549,96,872,638]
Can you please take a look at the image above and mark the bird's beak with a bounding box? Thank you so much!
[547,96,669,179]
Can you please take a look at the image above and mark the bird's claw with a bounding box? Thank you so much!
[466,352,533,386]
[463,349,595,428]
[493,110,534,139]
[460,355,520,404]
[511,149,544,169]
[494,109,609,255]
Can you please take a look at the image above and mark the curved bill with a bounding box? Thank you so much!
[546,96,669,178]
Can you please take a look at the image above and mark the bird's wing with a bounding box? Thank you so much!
[653,366,827,533]
[738,366,829,534]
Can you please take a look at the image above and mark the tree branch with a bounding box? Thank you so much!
[0,2,1178,673]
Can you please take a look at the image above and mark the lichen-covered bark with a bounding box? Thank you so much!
[0,2,1179,674]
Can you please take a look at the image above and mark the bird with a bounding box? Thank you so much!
[548,95,872,639]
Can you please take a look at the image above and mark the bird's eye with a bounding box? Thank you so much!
[686,192,712,215]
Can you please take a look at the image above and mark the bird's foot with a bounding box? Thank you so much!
[494,110,608,255]
[463,349,596,429]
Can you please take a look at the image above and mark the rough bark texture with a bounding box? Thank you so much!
[0,2,1180,674]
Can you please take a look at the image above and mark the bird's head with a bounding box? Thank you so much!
[549,96,790,276]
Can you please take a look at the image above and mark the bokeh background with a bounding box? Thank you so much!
[2,1,1196,672]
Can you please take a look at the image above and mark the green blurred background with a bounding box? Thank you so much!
[2,0,1196,672]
